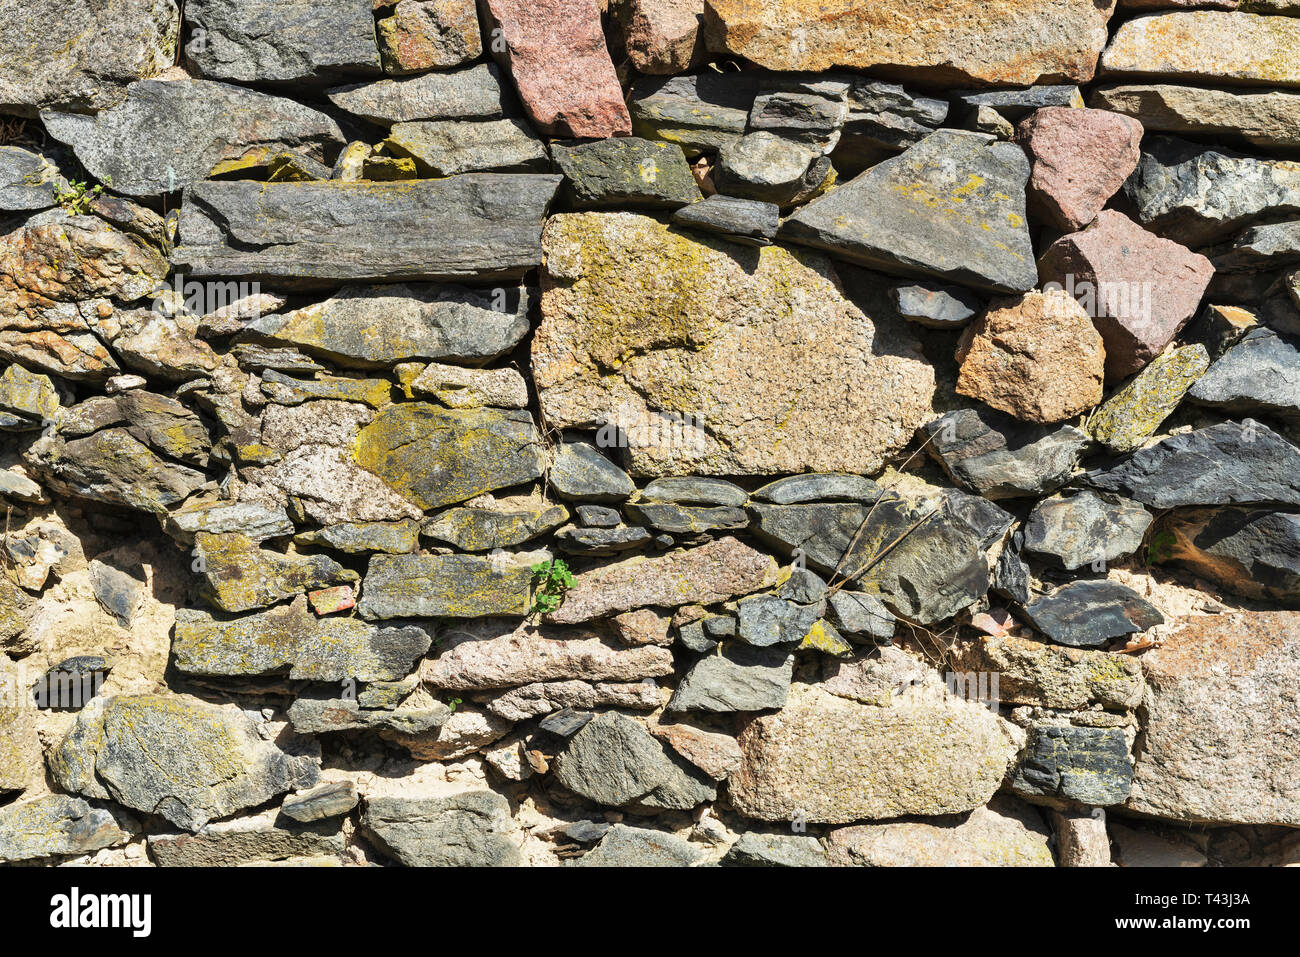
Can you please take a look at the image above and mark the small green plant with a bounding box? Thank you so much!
[446,697,463,713]
[1146,530,1176,565]
[530,558,574,617]
[52,174,112,214]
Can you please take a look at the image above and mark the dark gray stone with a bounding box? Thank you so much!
[1213,220,1300,273]
[629,72,760,155]
[721,832,828,867]
[87,559,146,627]
[952,86,1083,121]
[836,79,947,166]
[778,568,828,605]
[736,593,823,647]
[1012,724,1133,806]
[281,782,359,823]
[892,282,981,328]
[992,535,1031,605]
[671,194,781,246]
[0,146,61,212]
[41,78,344,197]
[0,795,126,863]
[327,63,514,124]
[575,824,703,866]
[362,792,521,866]
[1085,421,1300,508]
[1187,328,1300,421]
[666,645,793,713]
[576,505,622,528]
[1022,580,1164,649]
[715,132,829,206]
[550,442,635,502]
[1155,507,1300,604]
[826,590,896,642]
[625,502,748,534]
[923,409,1090,501]
[185,0,381,84]
[751,473,882,505]
[642,476,747,506]
[1022,490,1153,572]
[783,130,1036,293]
[553,137,701,209]
[385,118,549,176]
[555,525,653,556]
[172,175,562,286]
[287,695,450,735]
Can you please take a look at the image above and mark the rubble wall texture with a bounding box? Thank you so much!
[0,0,1298,867]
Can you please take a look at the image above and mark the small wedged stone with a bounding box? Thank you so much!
[146,810,345,866]
[892,283,980,328]
[282,782,359,823]
[327,63,514,124]
[1085,420,1300,508]
[294,520,420,555]
[51,693,319,832]
[377,0,482,73]
[288,695,450,736]
[549,442,635,503]
[1187,328,1300,420]
[174,599,431,682]
[0,146,61,213]
[628,72,758,155]
[427,619,673,691]
[544,537,779,625]
[194,532,356,614]
[385,118,549,177]
[923,408,1089,500]
[1153,507,1300,603]
[422,503,568,552]
[1087,344,1211,454]
[481,680,661,721]
[782,130,1037,294]
[555,525,654,556]
[641,476,747,506]
[41,78,344,198]
[575,824,703,866]
[721,832,827,867]
[553,137,701,210]
[1213,220,1300,273]
[625,502,747,534]
[1101,10,1300,88]
[363,792,521,866]
[728,682,1016,824]
[714,132,831,207]
[353,404,544,511]
[671,194,779,246]
[407,363,529,409]
[184,0,381,84]
[1022,490,1153,572]
[950,635,1144,710]
[1022,580,1165,649]
[666,644,793,713]
[172,176,562,286]
[24,428,205,514]
[358,552,539,619]
[1012,724,1133,806]
[0,795,127,863]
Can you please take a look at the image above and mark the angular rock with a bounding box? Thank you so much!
[735,594,822,647]
[1086,420,1300,508]
[282,782,359,823]
[377,0,482,73]
[616,0,705,75]
[354,404,543,510]
[534,212,936,476]
[0,0,179,115]
[715,133,829,207]
[0,795,126,863]
[24,428,205,514]
[41,79,345,197]
[146,810,344,866]
[576,824,703,866]
[427,620,672,691]
[670,194,780,246]
[243,284,532,369]
[751,473,881,505]
[923,408,1089,500]
[953,85,1084,122]
[407,363,529,410]
[423,503,567,551]
[783,131,1037,294]
[702,0,1116,85]
[385,118,548,176]
[295,520,420,555]
[52,694,319,832]
[1039,210,1214,380]
[288,695,450,736]
[546,537,778,624]
[1022,579,1165,648]
[729,683,1016,824]
[327,63,514,124]
[625,502,747,534]
[1012,724,1133,806]
[825,796,1054,866]
[628,72,757,155]
[1018,107,1144,231]
[1187,328,1300,420]
[555,525,653,556]
[0,146,61,213]
[174,600,431,681]
[950,635,1144,710]
[1213,220,1300,272]
[482,0,630,138]
[1022,490,1153,572]
[667,644,793,713]
[194,532,356,614]
[642,477,747,506]
[173,176,562,285]
[363,792,521,866]
[1052,808,1112,867]
[1091,83,1300,152]
[1123,136,1300,247]
[359,552,538,619]
[892,283,980,328]
[721,832,827,867]
[553,138,701,210]
[482,680,661,722]
[1154,507,1300,602]
[185,0,381,83]
[1101,10,1300,88]
[1087,344,1211,454]
[549,442,635,503]
[1128,612,1300,825]
[956,289,1104,423]
[825,591,896,643]
[648,722,742,781]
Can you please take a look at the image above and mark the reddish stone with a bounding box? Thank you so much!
[1018,107,1144,231]
[483,0,632,138]
[309,585,356,615]
[616,0,706,75]
[1038,210,1214,381]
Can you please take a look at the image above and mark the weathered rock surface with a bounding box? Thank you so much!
[146,810,345,866]
[955,290,1105,423]
[1187,328,1300,420]
[721,831,827,867]
[0,795,127,863]
[534,212,936,476]
[1022,490,1153,571]
[0,0,179,115]
[553,138,701,209]
[52,694,319,832]
[923,409,1089,500]
[1093,83,1300,152]
[783,131,1037,294]
[1087,344,1211,454]
[1101,10,1300,88]
[549,443,635,503]
[1019,107,1143,232]
[363,792,521,866]
[1022,579,1165,648]
[385,119,549,177]
[327,63,513,123]
[671,194,780,246]
[41,79,344,198]
[194,532,355,613]
[173,176,562,285]
[576,824,703,866]
[25,428,206,514]
[1127,612,1300,825]
[701,0,1116,85]
[616,0,706,75]
[1012,724,1133,806]
[1154,508,1300,603]
[950,635,1144,710]
[359,552,538,619]
[667,644,794,713]
[728,683,1016,824]
[377,0,482,73]
[482,680,661,722]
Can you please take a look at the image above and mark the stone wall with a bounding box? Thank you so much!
[0,0,1298,867]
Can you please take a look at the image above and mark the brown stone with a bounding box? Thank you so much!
[1019,107,1144,231]
[1126,612,1300,826]
[377,0,482,74]
[483,0,631,138]
[616,0,705,75]
[648,721,742,780]
[950,635,1144,711]
[702,0,1117,85]
[1101,10,1300,88]
[1039,210,1215,380]
[956,290,1105,423]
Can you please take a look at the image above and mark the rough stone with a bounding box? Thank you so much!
[576,824,703,866]
[482,680,661,722]
[923,408,1089,500]
[721,832,827,867]
[25,428,206,514]
[1012,724,1133,806]
[193,532,356,614]
[1101,10,1300,88]
[950,635,1144,710]
[385,118,549,176]
[549,442,635,503]
[534,212,936,476]
[671,194,780,246]
[363,792,521,866]
[294,520,420,555]
[616,0,706,75]
[628,72,757,155]
[1091,83,1300,152]
[146,810,344,866]
[955,290,1105,423]
[553,138,701,210]
[892,283,981,328]
[359,552,539,619]
[1087,344,1212,454]
[423,503,568,552]
[327,63,514,123]
[715,133,829,207]
[1022,580,1165,649]
[0,795,127,863]
[377,0,482,73]
[1022,491,1153,572]
[1187,328,1300,420]
[667,645,793,712]
[1153,508,1300,603]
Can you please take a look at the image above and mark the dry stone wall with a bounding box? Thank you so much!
[0,0,1298,868]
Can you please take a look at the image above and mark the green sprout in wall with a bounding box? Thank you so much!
[530,558,574,618]
[52,174,112,215]
[1146,530,1177,565]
